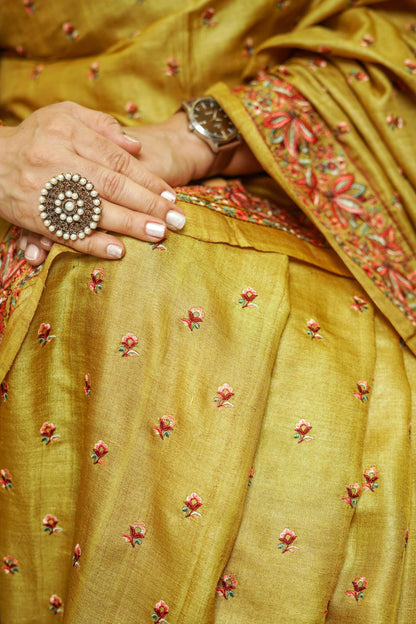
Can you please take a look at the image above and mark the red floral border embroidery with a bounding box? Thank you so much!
[0,226,42,343]
[233,75,416,325]
[176,180,327,247]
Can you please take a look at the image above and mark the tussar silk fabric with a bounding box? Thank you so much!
[1,1,416,623]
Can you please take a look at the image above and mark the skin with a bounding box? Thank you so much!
[0,103,261,266]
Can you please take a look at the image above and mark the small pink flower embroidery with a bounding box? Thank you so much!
[119,333,140,357]
[38,323,55,346]
[72,544,81,569]
[152,600,170,623]
[151,242,167,251]
[405,528,409,548]
[278,528,299,553]
[123,522,147,547]
[342,483,361,508]
[351,296,368,312]
[348,69,369,83]
[306,319,322,339]
[29,64,44,80]
[40,422,61,445]
[214,383,234,408]
[239,287,258,308]
[216,573,238,599]
[88,61,100,80]
[387,114,405,130]
[1,379,8,402]
[165,57,179,76]
[276,0,290,8]
[0,469,13,491]
[405,59,416,75]
[43,515,63,535]
[248,466,255,486]
[88,268,104,293]
[62,22,79,40]
[294,419,314,443]
[360,34,375,46]
[243,37,254,57]
[125,102,141,120]
[84,373,91,398]
[23,0,35,14]
[49,594,64,615]
[336,121,350,136]
[353,381,370,402]
[91,440,108,465]
[346,577,367,602]
[202,8,217,26]
[183,493,202,518]
[2,556,18,574]
[153,416,175,440]
[181,307,205,331]
[362,467,379,492]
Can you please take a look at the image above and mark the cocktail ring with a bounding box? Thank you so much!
[38,173,101,241]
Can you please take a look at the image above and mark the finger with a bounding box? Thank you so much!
[23,241,48,266]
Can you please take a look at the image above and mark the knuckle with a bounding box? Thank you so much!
[118,210,136,235]
[107,149,131,174]
[100,170,125,199]
[99,112,120,130]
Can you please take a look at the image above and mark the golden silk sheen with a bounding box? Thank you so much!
[1,1,416,622]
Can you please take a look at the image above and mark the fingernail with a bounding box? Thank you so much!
[25,243,40,262]
[123,132,140,144]
[166,210,186,230]
[107,244,123,259]
[40,237,53,249]
[19,235,27,251]
[161,190,176,203]
[145,222,166,238]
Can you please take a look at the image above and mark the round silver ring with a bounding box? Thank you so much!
[38,173,101,241]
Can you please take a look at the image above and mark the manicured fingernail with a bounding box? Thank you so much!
[107,244,123,259]
[25,243,40,262]
[123,132,140,144]
[145,222,166,238]
[19,235,27,251]
[166,210,186,230]
[161,190,176,203]
[40,237,53,249]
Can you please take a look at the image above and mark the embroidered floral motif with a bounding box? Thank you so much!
[91,440,108,465]
[233,75,416,324]
[405,528,409,548]
[40,423,61,445]
[346,577,367,602]
[88,268,104,293]
[49,594,64,615]
[243,37,254,57]
[306,319,322,339]
[123,522,147,547]
[152,600,170,623]
[294,419,314,443]
[43,515,63,535]
[0,469,12,491]
[2,556,18,574]
[165,57,179,76]
[23,0,35,14]
[119,333,140,357]
[150,242,167,251]
[362,467,379,492]
[387,114,404,130]
[278,528,299,553]
[125,102,141,120]
[84,373,91,398]
[153,416,175,440]
[353,381,370,402]
[216,574,238,599]
[351,296,368,312]
[276,0,290,8]
[181,307,205,331]
[1,379,8,402]
[307,57,327,71]
[72,544,81,569]
[183,493,202,518]
[214,383,234,408]
[348,69,369,83]
[342,483,361,508]
[248,466,255,486]
[360,34,375,46]
[405,59,416,75]
[239,287,258,308]
[202,8,217,26]
[38,323,55,346]
[88,62,100,80]
[29,64,44,80]
[62,22,79,40]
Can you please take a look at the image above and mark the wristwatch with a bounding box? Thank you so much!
[181,96,240,170]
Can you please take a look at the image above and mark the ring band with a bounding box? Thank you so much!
[39,173,101,241]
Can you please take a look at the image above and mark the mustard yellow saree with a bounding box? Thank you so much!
[1,1,416,622]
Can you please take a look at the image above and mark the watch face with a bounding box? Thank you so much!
[190,97,238,144]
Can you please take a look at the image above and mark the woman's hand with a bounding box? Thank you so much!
[0,101,186,264]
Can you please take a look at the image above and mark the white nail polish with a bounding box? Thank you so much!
[19,235,28,251]
[40,237,53,249]
[123,133,140,143]
[25,243,40,262]
[107,244,123,258]
[161,190,176,203]
[166,210,186,230]
[145,222,166,238]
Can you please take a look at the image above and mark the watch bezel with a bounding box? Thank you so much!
[184,97,240,150]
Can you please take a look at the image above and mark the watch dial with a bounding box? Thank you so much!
[192,98,238,142]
